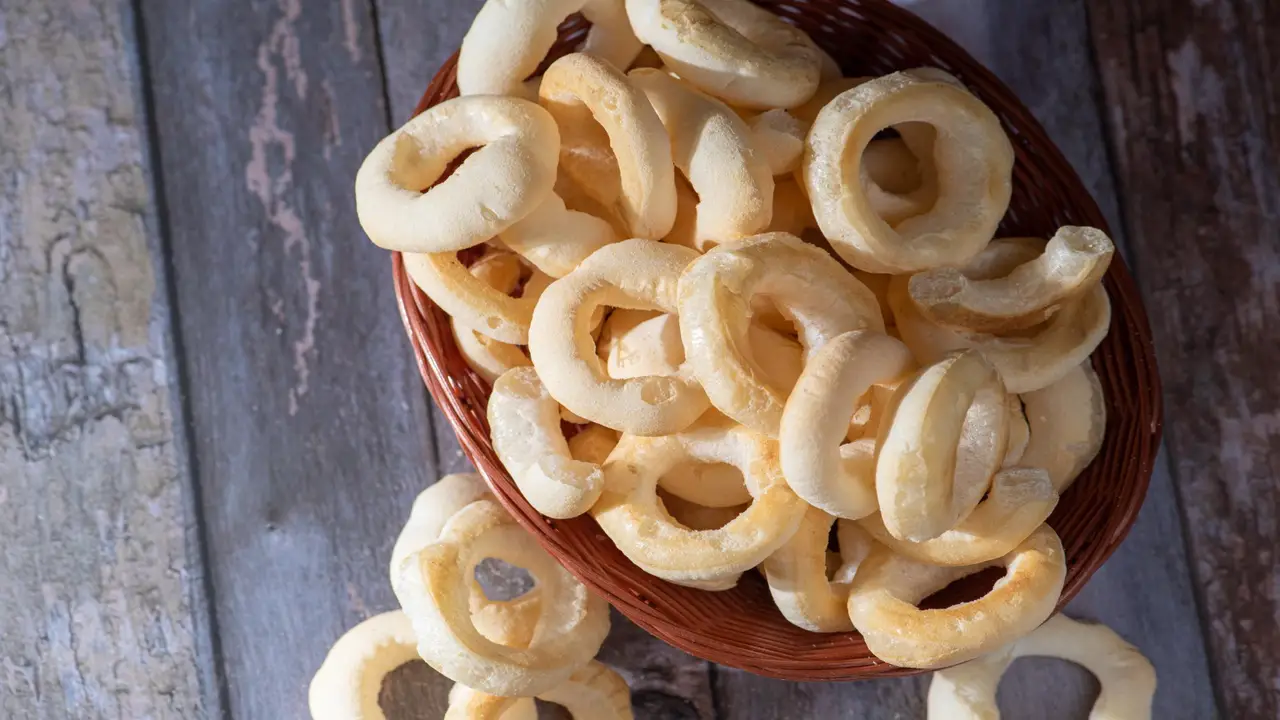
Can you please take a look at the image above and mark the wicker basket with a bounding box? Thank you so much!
[391,0,1163,680]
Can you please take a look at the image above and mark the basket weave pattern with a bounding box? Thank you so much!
[391,0,1163,679]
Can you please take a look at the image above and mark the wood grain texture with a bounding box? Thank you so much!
[136,0,449,716]
[0,0,215,718]
[1087,1,1280,717]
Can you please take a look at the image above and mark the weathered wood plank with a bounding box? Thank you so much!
[1086,1,1280,717]
[137,0,449,716]
[0,0,215,718]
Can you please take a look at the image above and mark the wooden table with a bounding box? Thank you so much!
[2,0,1273,717]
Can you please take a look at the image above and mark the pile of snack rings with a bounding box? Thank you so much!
[312,0,1158,717]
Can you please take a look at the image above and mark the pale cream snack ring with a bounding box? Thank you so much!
[445,661,632,720]
[500,192,619,278]
[528,239,710,436]
[540,53,677,240]
[910,225,1115,333]
[761,507,872,633]
[625,0,823,109]
[592,421,807,589]
[678,232,885,436]
[393,499,611,696]
[876,350,1009,542]
[457,0,641,97]
[450,252,534,383]
[847,524,1067,669]
[405,250,540,345]
[804,69,1014,274]
[356,96,559,254]
[749,109,806,176]
[1020,361,1107,492]
[630,68,774,250]
[308,610,429,720]
[927,614,1157,720]
[779,330,915,519]
[488,367,605,519]
[860,467,1059,567]
[444,685,538,720]
[889,275,1113,394]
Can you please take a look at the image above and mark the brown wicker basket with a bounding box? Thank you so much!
[390,0,1163,680]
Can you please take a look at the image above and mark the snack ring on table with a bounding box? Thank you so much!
[761,507,874,632]
[860,467,1058,566]
[500,192,619,278]
[457,0,641,97]
[405,250,543,345]
[393,499,611,696]
[308,611,435,720]
[488,367,605,519]
[389,474,546,649]
[910,226,1115,333]
[539,54,677,240]
[1002,394,1031,468]
[779,331,915,519]
[876,350,1009,542]
[804,70,1014,274]
[847,524,1067,669]
[889,275,1112,394]
[678,233,884,436]
[356,96,559,253]
[529,239,709,435]
[592,420,807,589]
[1019,362,1107,492]
[630,69,774,250]
[447,660,633,720]
[625,0,823,109]
[450,252,535,383]
[927,614,1156,720]
[749,109,806,176]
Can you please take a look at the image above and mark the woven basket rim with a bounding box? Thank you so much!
[389,0,1163,680]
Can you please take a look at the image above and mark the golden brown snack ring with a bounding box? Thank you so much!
[875,350,1008,542]
[540,54,677,240]
[779,331,915,519]
[679,232,884,436]
[393,500,611,696]
[625,0,823,109]
[847,525,1067,669]
[356,96,559,253]
[529,239,709,435]
[592,420,807,589]
[927,614,1156,720]
[804,70,1014,273]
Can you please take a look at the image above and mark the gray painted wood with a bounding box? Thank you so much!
[0,0,215,717]
[1087,1,1280,717]
[136,0,448,716]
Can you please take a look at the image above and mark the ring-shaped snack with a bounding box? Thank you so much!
[309,610,434,720]
[393,499,611,697]
[889,275,1112,394]
[450,252,536,382]
[1019,362,1107,492]
[909,226,1115,333]
[630,69,775,249]
[458,0,641,96]
[804,70,1014,273]
[540,54,677,240]
[592,421,807,589]
[779,331,915,519]
[927,614,1156,720]
[876,350,1009,542]
[445,685,538,720]
[489,367,606,519]
[846,524,1067,669]
[625,0,823,109]
[406,250,541,345]
[678,233,884,436]
[356,96,559,253]
[528,239,709,436]
[860,467,1058,566]
[535,661,636,720]
[500,192,619,278]
[749,109,806,176]
[761,507,871,632]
